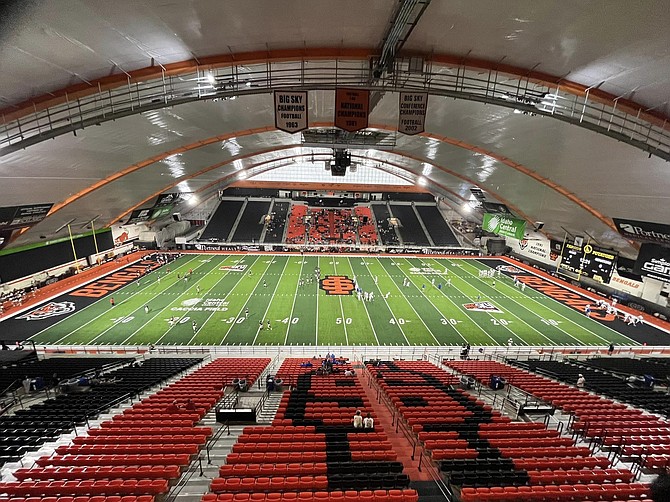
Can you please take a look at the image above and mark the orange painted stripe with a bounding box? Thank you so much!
[1,49,666,131]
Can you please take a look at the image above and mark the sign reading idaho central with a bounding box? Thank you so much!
[274,91,308,133]
[398,92,428,135]
[334,88,369,132]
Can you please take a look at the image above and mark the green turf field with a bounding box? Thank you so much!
[28,254,639,346]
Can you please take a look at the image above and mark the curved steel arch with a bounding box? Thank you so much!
[1,51,668,159]
[40,122,616,235]
[108,151,538,235]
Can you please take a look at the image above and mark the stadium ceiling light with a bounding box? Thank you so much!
[188,196,199,206]
[418,176,427,186]
[206,73,216,86]
[238,171,248,180]
[461,203,472,213]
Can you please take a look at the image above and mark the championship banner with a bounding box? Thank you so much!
[125,208,152,224]
[274,91,308,133]
[154,193,181,206]
[482,213,526,239]
[0,203,53,231]
[633,243,670,283]
[613,218,670,246]
[398,92,428,135]
[334,88,369,132]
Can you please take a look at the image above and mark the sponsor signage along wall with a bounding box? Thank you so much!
[334,88,370,132]
[126,208,152,224]
[482,213,526,239]
[0,203,53,231]
[398,92,428,135]
[274,91,308,133]
[613,218,670,246]
[154,193,181,206]
[150,205,173,221]
[634,243,670,283]
[559,242,617,283]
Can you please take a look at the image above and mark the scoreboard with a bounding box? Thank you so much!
[559,242,617,283]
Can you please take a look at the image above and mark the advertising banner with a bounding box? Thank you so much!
[154,193,181,206]
[507,236,559,266]
[613,218,670,246]
[0,203,53,231]
[398,92,428,135]
[150,205,173,221]
[482,213,526,239]
[125,208,152,225]
[274,91,308,133]
[334,88,369,132]
[634,243,670,283]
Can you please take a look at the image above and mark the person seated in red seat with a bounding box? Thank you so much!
[166,400,181,414]
[185,399,196,411]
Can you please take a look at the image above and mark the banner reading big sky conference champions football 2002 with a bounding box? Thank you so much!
[482,213,527,240]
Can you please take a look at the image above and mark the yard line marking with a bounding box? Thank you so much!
[345,257,380,345]
[331,256,349,345]
[219,255,279,345]
[457,259,587,345]
[128,256,234,345]
[285,256,306,345]
[441,259,556,345]
[479,258,637,345]
[252,256,291,345]
[185,255,263,345]
[398,258,498,345]
[46,255,198,344]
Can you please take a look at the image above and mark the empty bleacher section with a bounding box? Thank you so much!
[370,359,648,501]
[231,200,271,242]
[0,357,269,500]
[576,356,670,381]
[1,355,126,396]
[354,206,379,245]
[389,205,430,246]
[287,204,308,244]
[510,359,670,417]
[201,357,418,502]
[307,208,356,245]
[446,359,665,484]
[264,201,289,244]
[415,205,460,247]
[371,204,399,245]
[0,357,200,469]
[200,200,244,241]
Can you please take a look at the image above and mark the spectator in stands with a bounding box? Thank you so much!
[352,410,363,428]
[576,374,586,388]
[608,343,615,355]
[185,399,196,411]
[166,399,181,414]
[1,341,8,350]
[22,375,31,393]
[344,368,355,376]
[363,412,374,429]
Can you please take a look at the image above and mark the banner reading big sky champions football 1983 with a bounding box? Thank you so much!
[482,213,527,240]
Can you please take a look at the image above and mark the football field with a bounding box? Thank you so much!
[13,253,662,347]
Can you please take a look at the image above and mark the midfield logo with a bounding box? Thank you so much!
[463,301,503,313]
[319,275,356,295]
[18,301,76,321]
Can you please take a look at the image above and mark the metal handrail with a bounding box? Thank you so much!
[1,58,668,160]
